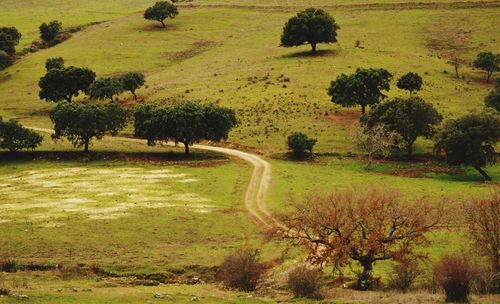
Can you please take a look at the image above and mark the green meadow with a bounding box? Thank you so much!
[1,0,499,303]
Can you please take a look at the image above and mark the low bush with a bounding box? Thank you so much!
[0,51,12,70]
[287,132,317,157]
[435,254,474,303]
[0,288,10,296]
[0,259,16,273]
[287,265,324,299]
[217,248,264,291]
[388,257,423,292]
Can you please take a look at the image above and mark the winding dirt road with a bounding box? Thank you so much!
[29,127,275,228]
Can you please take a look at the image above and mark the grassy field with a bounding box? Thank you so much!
[1,0,500,303]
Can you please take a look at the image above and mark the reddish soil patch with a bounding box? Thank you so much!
[325,110,361,128]
[425,16,473,62]
[166,40,220,61]
[391,166,464,178]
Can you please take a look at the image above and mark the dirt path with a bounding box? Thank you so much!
[28,127,275,228]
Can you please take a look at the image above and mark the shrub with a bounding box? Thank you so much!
[45,57,64,71]
[287,132,317,156]
[217,248,264,291]
[287,265,324,299]
[39,20,62,43]
[0,288,10,296]
[388,257,423,292]
[435,255,474,303]
[471,264,500,294]
[0,259,16,273]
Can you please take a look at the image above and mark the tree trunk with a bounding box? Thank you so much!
[131,90,137,100]
[310,42,317,54]
[407,143,413,159]
[66,95,72,103]
[357,260,374,291]
[160,20,166,28]
[361,105,366,114]
[487,71,492,82]
[84,140,90,153]
[183,142,190,155]
[454,66,459,78]
[474,166,492,181]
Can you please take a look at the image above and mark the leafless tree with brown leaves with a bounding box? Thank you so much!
[276,188,442,290]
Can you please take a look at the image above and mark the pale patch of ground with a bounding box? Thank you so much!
[0,166,211,225]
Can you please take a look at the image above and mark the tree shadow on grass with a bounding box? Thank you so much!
[140,23,177,32]
[281,49,338,59]
[0,150,227,166]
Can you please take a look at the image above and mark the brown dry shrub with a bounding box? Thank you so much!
[435,254,474,303]
[287,265,324,299]
[217,248,264,291]
[388,257,423,292]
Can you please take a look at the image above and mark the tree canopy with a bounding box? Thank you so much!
[328,68,392,114]
[396,72,423,95]
[39,20,62,43]
[0,27,21,56]
[39,66,96,102]
[434,111,500,181]
[45,57,64,71]
[120,72,145,100]
[362,97,442,158]
[278,188,441,290]
[87,77,123,102]
[0,117,43,152]
[144,1,178,28]
[473,52,499,82]
[134,101,238,155]
[50,102,129,152]
[485,87,500,112]
[280,8,339,54]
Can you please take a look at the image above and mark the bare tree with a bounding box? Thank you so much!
[447,60,461,78]
[276,188,441,290]
[465,192,500,276]
[352,124,403,168]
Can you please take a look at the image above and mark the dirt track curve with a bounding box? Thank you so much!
[29,127,275,228]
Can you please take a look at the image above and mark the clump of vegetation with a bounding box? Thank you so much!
[39,65,96,102]
[45,57,64,71]
[287,132,316,157]
[39,20,62,44]
[278,188,441,290]
[120,72,145,100]
[397,72,423,95]
[434,111,500,181]
[217,248,264,291]
[328,68,392,114]
[144,1,179,28]
[435,254,474,303]
[465,192,500,292]
[50,102,129,152]
[0,259,17,272]
[134,101,238,155]
[485,85,500,112]
[352,124,403,168]
[387,256,423,293]
[287,265,324,299]
[362,97,442,158]
[473,51,499,82]
[87,77,123,101]
[0,27,21,70]
[0,117,43,152]
[280,8,339,54]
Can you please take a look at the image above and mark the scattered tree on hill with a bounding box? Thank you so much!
[0,27,21,56]
[396,72,422,95]
[287,132,317,157]
[39,20,62,43]
[328,68,392,114]
[434,111,500,181]
[45,57,64,71]
[485,87,500,111]
[473,52,499,82]
[87,77,123,102]
[120,72,145,100]
[0,117,43,152]
[39,66,96,102]
[362,97,442,158]
[134,101,238,155]
[144,1,179,28]
[447,60,461,78]
[280,8,339,54]
[277,188,441,290]
[465,192,500,291]
[352,124,403,168]
[50,102,129,152]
